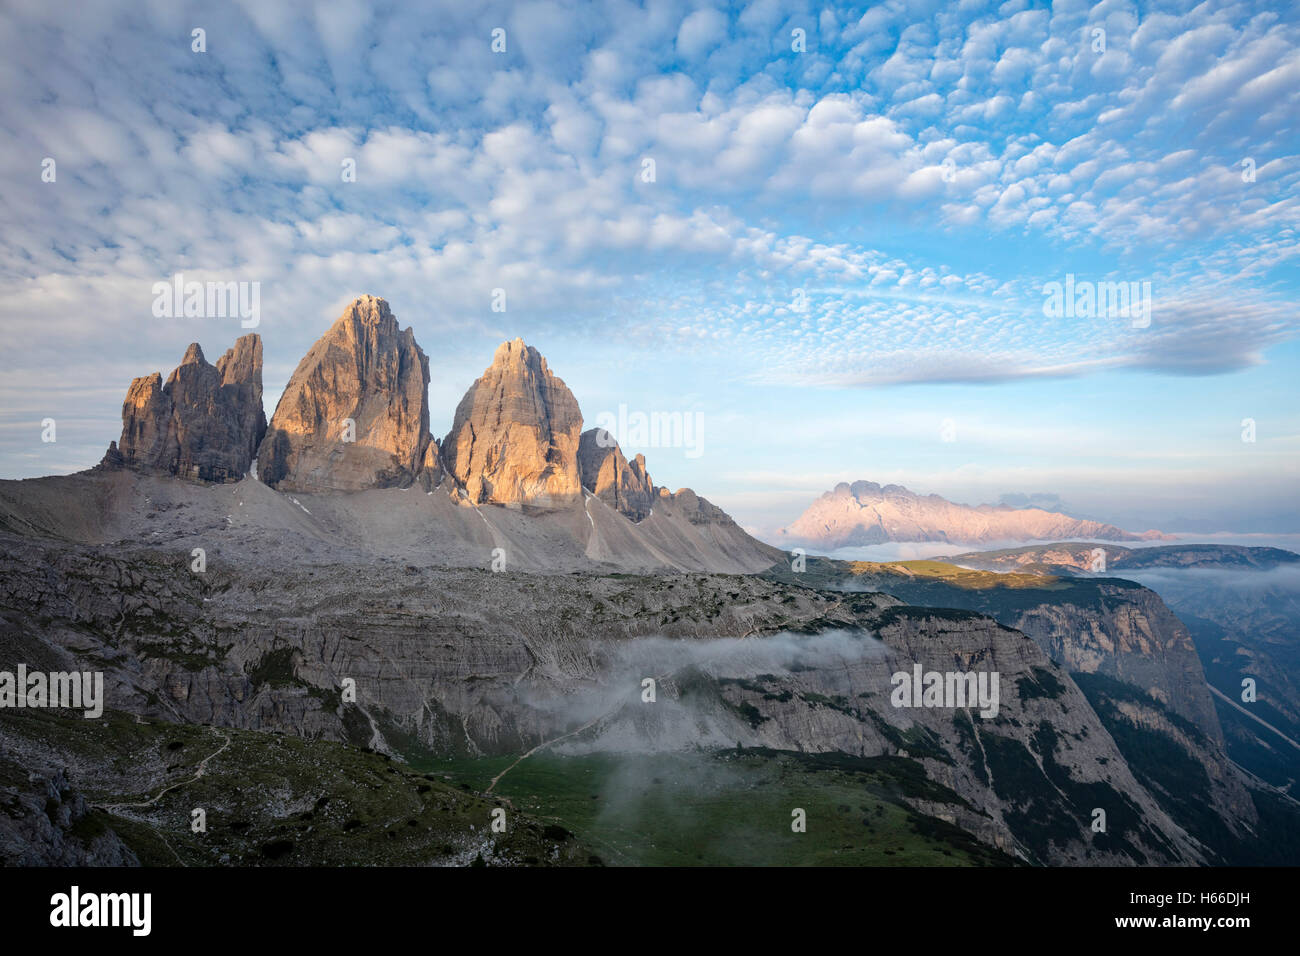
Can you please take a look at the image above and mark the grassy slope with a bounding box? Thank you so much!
[415,749,1016,867]
[846,560,1070,591]
[1,709,594,867]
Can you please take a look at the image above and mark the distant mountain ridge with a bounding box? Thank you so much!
[780,479,1168,550]
[941,542,1300,573]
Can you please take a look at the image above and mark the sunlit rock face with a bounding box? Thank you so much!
[780,480,1167,549]
[578,428,655,521]
[107,334,266,483]
[257,296,432,492]
[442,337,584,508]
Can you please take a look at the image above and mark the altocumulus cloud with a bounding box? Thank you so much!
[0,0,1297,474]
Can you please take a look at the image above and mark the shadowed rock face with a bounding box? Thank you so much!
[578,428,654,521]
[257,296,432,492]
[0,536,1227,866]
[107,335,266,483]
[443,338,583,508]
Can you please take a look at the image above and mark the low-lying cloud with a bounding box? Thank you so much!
[521,629,887,755]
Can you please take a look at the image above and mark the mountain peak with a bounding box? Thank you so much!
[106,334,265,483]
[256,299,431,492]
[578,428,654,521]
[488,337,555,378]
[443,338,583,507]
[215,334,262,387]
[87,303,779,572]
[338,294,395,329]
[179,342,206,367]
[782,479,1164,548]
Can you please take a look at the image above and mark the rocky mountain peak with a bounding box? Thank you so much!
[257,296,432,492]
[215,334,262,388]
[578,428,655,521]
[782,478,1166,548]
[340,294,399,337]
[442,337,584,508]
[94,305,763,553]
[106,333,266,483]
[494,336,531,363]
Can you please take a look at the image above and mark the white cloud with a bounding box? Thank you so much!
[675,8,727,60]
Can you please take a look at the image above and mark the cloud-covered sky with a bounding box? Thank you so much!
[1,0,1296,534]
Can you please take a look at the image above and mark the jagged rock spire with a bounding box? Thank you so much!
[578,428,655,521]
[257,296,432,492]
[108,333,265,483]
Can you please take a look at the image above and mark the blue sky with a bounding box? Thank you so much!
[1,0,1296,536]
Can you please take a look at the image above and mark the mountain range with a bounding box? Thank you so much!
[779,480,1170,550]
[36,295,777,575]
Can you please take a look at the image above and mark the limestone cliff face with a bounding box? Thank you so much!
[257,296,431,492]
[108,334,266,483]
[653,487,731,526]
[0,539,1219,865]
[1007,585,1222,739]
[0,763,138,866]
[420,437,443,489]
[578,428,654,521]
[442,338,583,508]
[110,374,168,470]
[212,337,267,471]
[831,564,1224,743]
[801,560,1257,847]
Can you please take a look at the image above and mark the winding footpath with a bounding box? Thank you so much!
[98,729,232,811]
